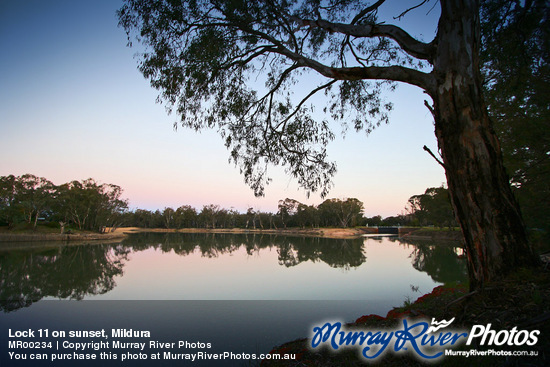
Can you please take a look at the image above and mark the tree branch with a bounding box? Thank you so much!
[424,99,435,118]
[224,19,435,93]
[394,0,429,20]
[275,79,337,131]
[351,0,386,24]
[423,145,445,168]
[290,17,435,62]
[272,45,435,93]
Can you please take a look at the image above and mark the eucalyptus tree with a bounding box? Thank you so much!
[199,204,221,228]
[54,179,128,232]
[318,198,363,227]
[163,207,176,228]
[0,174,54,229]
[295,203,318,228]
[130,208,156,228]
[277,198,301,228]
[14,174,54,228]
[118,0,540,289]
[175,205,198,228]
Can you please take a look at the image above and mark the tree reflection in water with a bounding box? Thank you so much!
[0,244,129,312]
[0,234,467,312]
[276,237,366,270]
[121,233,367,270]
[398,237,468,283]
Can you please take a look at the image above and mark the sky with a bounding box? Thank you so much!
[0,0,446,217]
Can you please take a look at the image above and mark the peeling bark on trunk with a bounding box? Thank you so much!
[432,0,539,290]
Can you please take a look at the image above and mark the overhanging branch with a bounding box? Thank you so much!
[273,45,435,93]
[290,17,435,62]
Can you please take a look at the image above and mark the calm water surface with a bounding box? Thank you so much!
[0,233,467,364]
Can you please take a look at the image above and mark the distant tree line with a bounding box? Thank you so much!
[122,197,369,229]
[120,195,435,230]
[3,174,522,233]
[0,174,128,232]
[0,173,410,232]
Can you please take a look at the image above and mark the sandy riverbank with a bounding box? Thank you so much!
[108,226,376,239]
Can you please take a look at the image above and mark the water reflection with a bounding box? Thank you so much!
[0,244,129,312]
[0,233,467,312]
[398,237,468,283]
[125,232,366,269]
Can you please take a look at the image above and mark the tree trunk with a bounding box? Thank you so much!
[33,211,39,229]
[432,0,539,290]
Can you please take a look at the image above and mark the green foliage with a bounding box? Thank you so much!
[481,0,550,233]
[199,204,222,229]
[53,179,128,231]
[43,221,60,229]
[277,198,301,228]
[406,186,457,228]
[318,198,364,227]
[364,215,382,227]
[379,215,402,227]
[0,174,54,229]
[402,295,412,308]
[175,205,198,228]
[120,196,366,230]
[0,174,128,232]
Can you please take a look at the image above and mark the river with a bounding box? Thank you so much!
[0,232,466,365]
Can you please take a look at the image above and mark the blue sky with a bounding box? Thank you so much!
[0,0,446,217]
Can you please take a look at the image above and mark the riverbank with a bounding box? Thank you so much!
[263,266,550,366]
[401,228,463,241]
[110,226,378,239]
[0,226,385,241]
[0,226,463,243]
[0,231,127,243]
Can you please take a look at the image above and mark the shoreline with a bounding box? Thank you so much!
[0,226,465,243]
[113,226,379,239]
[0,231,127,243]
